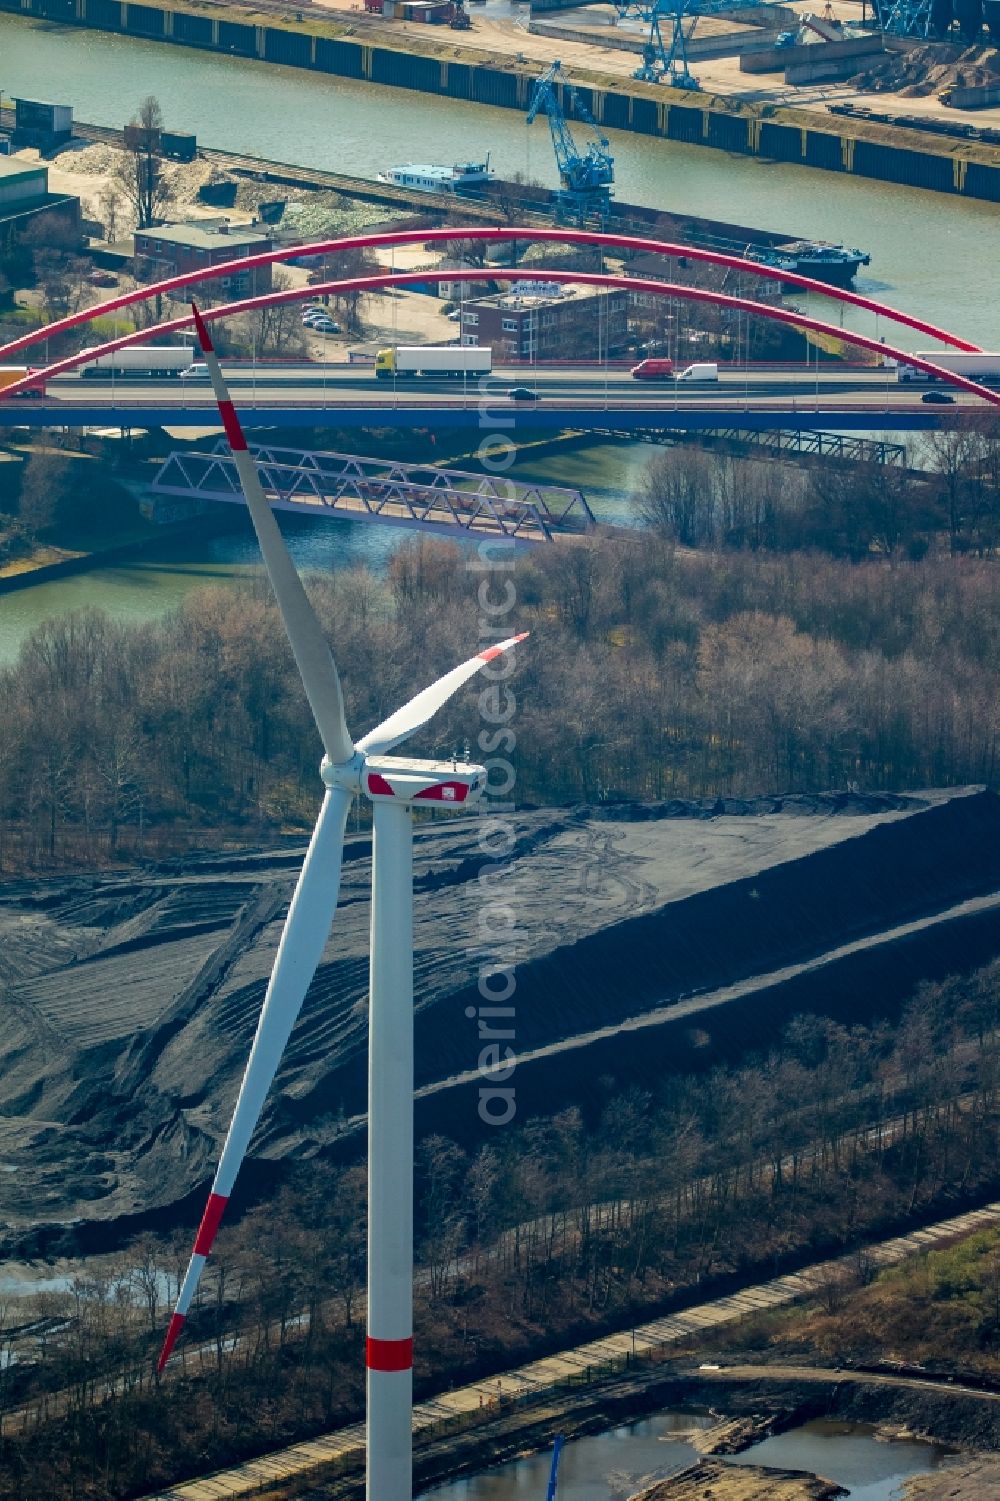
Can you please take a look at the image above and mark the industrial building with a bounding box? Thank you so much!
[460,284,628,363]
[11,98,73,151]
[133,222,275,296]
[0,156,81,237]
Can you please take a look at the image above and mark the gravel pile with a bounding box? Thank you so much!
[0,789,998,1257]
[852,42,999,96]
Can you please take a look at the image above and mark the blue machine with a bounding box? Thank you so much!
[545,1435,564,1501]
[526,62,614,223]
[629,0,767,89]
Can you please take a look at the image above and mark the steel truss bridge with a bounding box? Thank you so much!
[601,427,908,464]
[152,442,596,541]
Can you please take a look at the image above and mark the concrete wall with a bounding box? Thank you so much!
[528,18,784,59]
[741,34,884,73]
[784,49,883,82]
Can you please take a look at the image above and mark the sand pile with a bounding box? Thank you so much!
[851,41,999,96]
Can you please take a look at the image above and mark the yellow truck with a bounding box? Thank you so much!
[374,346,492,379]
[0,367,42,397]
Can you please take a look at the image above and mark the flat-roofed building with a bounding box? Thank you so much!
[460,283,628,364]
[133,222,274,296]
[0,156,80,238]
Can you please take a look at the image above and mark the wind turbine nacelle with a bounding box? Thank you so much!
[363,757,486,808]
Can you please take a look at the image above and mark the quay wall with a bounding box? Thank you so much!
[2,0,999,203]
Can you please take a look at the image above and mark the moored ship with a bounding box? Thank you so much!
[376,158,494,193]
[762,238,871,287]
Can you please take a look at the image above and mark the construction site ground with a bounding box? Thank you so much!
[140,1199,1000,1500]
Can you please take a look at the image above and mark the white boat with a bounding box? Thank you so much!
[376,158,493,193]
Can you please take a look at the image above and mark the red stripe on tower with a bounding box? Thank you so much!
[366,1336,413,1372]
[193,1192,229,1257]
[477,632,529,664]
[218,401,249,452]
[190,301,215,354]
[157,1312,186,1374]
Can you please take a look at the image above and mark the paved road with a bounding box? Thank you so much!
[41,363,983,409]
[143,1199,1000,1500]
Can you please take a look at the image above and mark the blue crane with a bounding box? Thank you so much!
[526,60,614,223]
[545,1435,565,1501]
[632,0,766,88]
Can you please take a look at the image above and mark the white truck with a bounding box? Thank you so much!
[892,351,1000,383]
[374,346,493,380]
[676,362,719,383]
[80,346,196,379]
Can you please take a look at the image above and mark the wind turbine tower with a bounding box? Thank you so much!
[157,302,527,1501]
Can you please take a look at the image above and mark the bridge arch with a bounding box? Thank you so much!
[1,268,997,411]
[0,226,979,371]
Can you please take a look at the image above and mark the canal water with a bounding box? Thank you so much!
[1,12,998,348]
[0,440,652,664]
[418,1411,947,1500]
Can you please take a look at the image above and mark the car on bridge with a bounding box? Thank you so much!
[922,390,956,404]
[508,386,540,402]
[631,357,674,381]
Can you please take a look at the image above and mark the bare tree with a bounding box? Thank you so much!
[242,269,307,358]
[99,183,124,244]
[112,96,173,231]
[18,445,69,539]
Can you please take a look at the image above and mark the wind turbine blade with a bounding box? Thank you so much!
[190,302,353,766]
[157,784,352,1374]
[357,633,528,758]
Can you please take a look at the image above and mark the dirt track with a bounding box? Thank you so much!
[1,787,999,1254]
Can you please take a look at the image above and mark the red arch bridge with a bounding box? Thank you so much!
[0,228,995,435]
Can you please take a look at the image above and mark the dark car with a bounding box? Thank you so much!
[922,390,956,404]
[508,386,540,402]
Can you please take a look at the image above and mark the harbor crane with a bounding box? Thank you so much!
[876,0,933,38]
[631,0,767,89]
[526,60,614,223]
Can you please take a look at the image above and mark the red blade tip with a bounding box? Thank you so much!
[157,1312,186,1374]
[190,301,214,355]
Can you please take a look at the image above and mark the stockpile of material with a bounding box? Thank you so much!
[851,41,998,95]
[629,1459,846,1500]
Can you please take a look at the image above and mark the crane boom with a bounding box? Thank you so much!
[526,61,614,222]
[633,0,767,87]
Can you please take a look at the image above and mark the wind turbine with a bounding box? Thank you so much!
[157,303,526,1501]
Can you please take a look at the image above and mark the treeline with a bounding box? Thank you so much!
[639,413,1000,558]
[1,536,999,867]
[0,962,997,1499]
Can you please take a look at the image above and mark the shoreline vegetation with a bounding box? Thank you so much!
[0,528,998,869]
[0,952,995,1498]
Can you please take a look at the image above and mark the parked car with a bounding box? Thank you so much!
[89,269,117,288]
[921,390,956,404]
[507,386,540,402]
[307,317,340,334]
